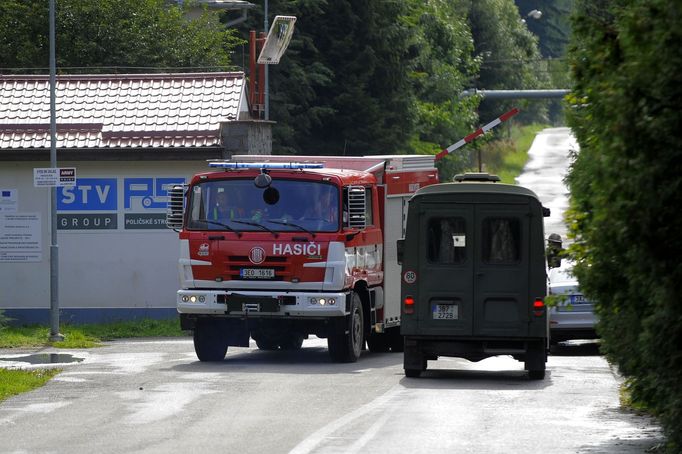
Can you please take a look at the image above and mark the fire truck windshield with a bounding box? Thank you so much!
[187,179,341,233]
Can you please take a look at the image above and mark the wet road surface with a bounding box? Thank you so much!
[0,337,663,454]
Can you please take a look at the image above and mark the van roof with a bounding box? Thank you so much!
[413,181,541,202]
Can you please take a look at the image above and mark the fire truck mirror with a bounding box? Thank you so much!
[396,238,405,265]
[263,187,280,205]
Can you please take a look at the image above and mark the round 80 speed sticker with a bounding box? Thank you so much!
[403,270,417,284]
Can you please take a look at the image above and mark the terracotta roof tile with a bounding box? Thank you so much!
[0,72,246,149]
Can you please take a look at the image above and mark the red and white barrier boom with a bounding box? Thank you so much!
[435,108,519,161]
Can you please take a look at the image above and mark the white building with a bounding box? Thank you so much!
[0,72,271,324]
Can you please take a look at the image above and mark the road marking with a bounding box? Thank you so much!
[289,385,402,454]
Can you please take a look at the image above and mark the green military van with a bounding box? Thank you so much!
[398,173,549,379]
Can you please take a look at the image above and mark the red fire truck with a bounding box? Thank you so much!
[166,155,439,362]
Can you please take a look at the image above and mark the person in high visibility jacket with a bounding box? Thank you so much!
[212,190,243,221]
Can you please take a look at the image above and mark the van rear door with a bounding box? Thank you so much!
[416,202,530,337]
[417,204,474,335]
[473,204,530,337]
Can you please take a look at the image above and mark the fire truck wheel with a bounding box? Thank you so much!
[256,339,279,351]
[328,293,364,363]
[279,334,304,351]
[366,333,390,353]
[389,328,405,353]
[193,321,228,362]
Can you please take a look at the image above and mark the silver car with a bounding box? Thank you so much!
[548,260,598,343]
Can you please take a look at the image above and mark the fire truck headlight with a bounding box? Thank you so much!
[182,295,190,303]
[198,295,206,303]
[189,295,197,303]
[309,297,336,306]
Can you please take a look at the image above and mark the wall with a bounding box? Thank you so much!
[0,160,209,324]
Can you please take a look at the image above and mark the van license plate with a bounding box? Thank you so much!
[433,304,458,320]
[240,268,274,279]
[569,294,587,304]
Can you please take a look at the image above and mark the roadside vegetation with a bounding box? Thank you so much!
[0,316,185,401]
[0,369,61,403]
[478,123,549,183]
[566,0,681,450]
[437,122,549,183]
[0,318,185,349]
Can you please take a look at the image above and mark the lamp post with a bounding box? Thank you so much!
[264,0,269,120]
[48,0,63,342]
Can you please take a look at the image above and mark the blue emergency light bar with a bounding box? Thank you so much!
[208,161,325,170]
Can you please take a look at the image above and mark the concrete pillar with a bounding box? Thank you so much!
[220,120,274,158]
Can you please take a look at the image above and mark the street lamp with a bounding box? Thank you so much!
[527,9,542,20]
[521,9,542,24]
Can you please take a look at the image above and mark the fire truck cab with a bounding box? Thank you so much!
[167,155,438,362]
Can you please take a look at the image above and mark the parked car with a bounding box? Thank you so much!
[548,260,598,343]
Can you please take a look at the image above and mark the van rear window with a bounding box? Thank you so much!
[482,218,521,263]
[427,217,467,264]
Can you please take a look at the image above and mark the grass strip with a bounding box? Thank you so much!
[0,368,62,402]
[0,318,185,349]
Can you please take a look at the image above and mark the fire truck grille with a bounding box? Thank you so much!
[225,255,289,281]
[228,256,287,263]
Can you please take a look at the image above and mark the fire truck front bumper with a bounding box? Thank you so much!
[177,290,349,317]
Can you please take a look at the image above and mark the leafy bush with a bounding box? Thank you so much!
[566,0,682,450]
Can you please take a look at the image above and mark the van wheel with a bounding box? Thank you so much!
[528,369,545,380]
[525,340,547,380]
[280,334,304,351]
[194,320,228,362]
[405,368,421,378]
[328,293,364,362]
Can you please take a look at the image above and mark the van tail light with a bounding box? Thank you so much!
[403,296,415,315]
[533,298,545,317]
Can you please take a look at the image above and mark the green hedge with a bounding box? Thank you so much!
[566,1,682,451]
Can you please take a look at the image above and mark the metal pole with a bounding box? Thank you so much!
[460,89,570,99]
[264,0,269,120]
[49,0,63,342]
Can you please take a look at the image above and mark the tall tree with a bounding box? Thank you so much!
[468,0,550,123]
[566,0,682,450]
[404,0,480,152]
[239,0,483,159]
[514,0,574,58]
[0,0,240,72]
[244,0,418,156]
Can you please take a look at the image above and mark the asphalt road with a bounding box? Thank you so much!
[516,126,576,241]
[0,337,662,454]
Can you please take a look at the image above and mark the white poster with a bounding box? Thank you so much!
[0,213,42,262]
[0,189,18,213]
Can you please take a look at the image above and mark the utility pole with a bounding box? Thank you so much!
[49,0,63,342]
[264,0,269,120]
